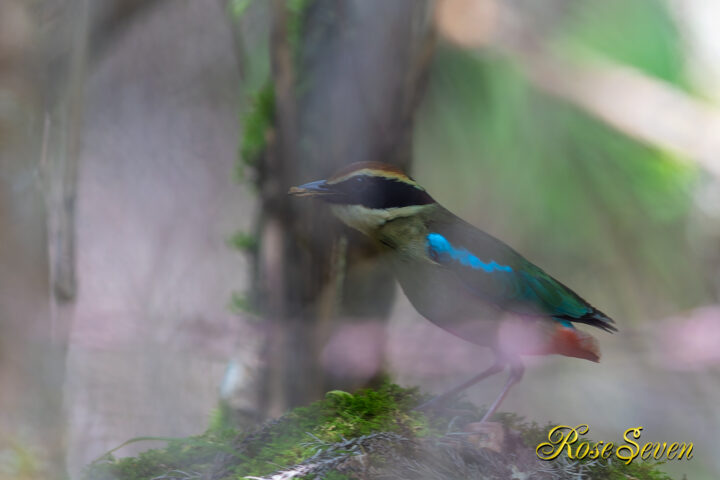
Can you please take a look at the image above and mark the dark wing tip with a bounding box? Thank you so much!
[584,308,618,333]
[596,320,618,334]
[558,308,618,333]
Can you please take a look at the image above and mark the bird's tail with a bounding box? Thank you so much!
[563,307,618,333]
[550,326,601,363]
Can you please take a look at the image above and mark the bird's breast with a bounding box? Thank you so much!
[390,254,502,347]
[376,213,508,348]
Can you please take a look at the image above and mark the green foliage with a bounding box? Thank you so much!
[556,0,687,89]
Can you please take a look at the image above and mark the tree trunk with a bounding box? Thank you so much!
[257,0,436,415]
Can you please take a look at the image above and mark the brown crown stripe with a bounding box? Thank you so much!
[327,161,417,186]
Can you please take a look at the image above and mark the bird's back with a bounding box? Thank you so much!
[376,205,615,359]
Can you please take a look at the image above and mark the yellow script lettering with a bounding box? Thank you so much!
[616,427,642,465]
[601,442,614,460]
[677,443,693,460]
[536,424,586,461]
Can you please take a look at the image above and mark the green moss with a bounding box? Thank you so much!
[322,472,351,480]
[228,231,258,253]
[287,0,313,58]
[583,459,674,480]
[229,384,427,476]
[228,291,258,317]
[84,431,239,480]
[235,0,313,183]
[84,384,426,480]
[237,81,275,181]
[83,383,676,480]
[493,411,554,447]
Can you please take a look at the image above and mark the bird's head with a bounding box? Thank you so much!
[289,162,436,235]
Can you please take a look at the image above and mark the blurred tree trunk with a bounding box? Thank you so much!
[1,1,164,476]
[256,0,436,416]
[0,1,78,478]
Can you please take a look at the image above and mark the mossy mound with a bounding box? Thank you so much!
[83,383,674,480]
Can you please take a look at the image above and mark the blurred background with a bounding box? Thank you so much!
[1,0,719,478]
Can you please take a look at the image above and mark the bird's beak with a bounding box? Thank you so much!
[288,179,333,197]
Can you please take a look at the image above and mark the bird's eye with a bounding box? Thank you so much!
[352,176,368,188]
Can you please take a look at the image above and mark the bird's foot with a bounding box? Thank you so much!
[463,421,506,453]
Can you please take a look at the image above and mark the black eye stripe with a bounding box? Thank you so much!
[328,175,435,209]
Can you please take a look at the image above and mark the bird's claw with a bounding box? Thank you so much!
[464,421,506,453]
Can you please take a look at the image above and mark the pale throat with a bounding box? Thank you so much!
[330,204,430,236]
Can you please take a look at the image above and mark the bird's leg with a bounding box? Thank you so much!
[479,360,525,423]
[415,360,505,411]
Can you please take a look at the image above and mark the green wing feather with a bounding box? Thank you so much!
[426,209,616,333]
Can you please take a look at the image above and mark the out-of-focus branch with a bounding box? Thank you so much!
[435,0,720,179]
[513,49,720,179]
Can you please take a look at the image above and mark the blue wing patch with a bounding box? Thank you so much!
[426,233,513,273]
[424,232,616,333]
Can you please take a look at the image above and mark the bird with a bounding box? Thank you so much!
[289,161,616,422]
